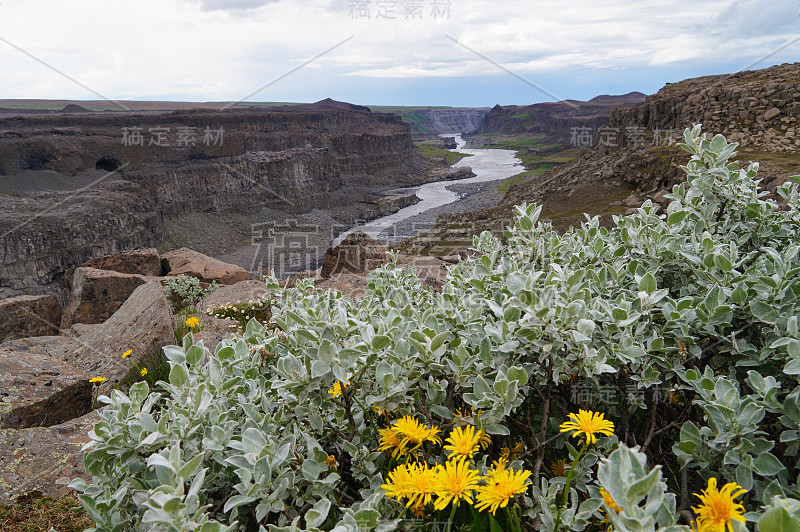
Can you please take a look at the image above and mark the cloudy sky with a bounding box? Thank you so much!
[0,0,796,107]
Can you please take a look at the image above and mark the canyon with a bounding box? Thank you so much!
[0,100,476,300]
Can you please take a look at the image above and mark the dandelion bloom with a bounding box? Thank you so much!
[444,425,482,459]
[393,416,441,456]
[475,463,532,515]
[382,463,415,502]
[559,409,615,444]
[327,381,349,398]
[140,367,148,377]
[432,457,482,511]
[692,478,747,532]
[405,462,438,508]
[122,349,132,359]
[185,316,199,328]
[478,430,492,450]
[600,487,622,514]
[89,376,106,384]
[378,427,404,458]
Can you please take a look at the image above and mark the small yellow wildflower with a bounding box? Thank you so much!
[475,465,532,515]
[327,381,349,398]
[122,349,132,359]
[691,477,747,532]
[140,367,148,377]
[323,455,338,469]
[443,425,482,459]
[382,463,414,502]
[185,316,200,328]
[600,487,622,514]
[89,376,106,384]
[559,409,615,445]
[478,430,492,450]
[432,457,482,511]
[405,462,438,508]
[378,427,404,458]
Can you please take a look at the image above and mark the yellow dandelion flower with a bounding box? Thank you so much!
[405,462,438,509]
[323,455,338,469]
[600,487,622,514]
[491,455,508,474]
[478,430,492,450]
[89,376,106,384]
[393,416,441,456]
[511,441,525,456]
[140,367,148,377]
[559,409,615,445]
[691,477,747,532]
[444,425,482,459]
[378,427,404,458]
[327,381,349,398]
[185,316,199,328]
[122,349,132,359]
[551,458,568,477]
[382,463,414,502]
[432,457,482,511]
[475,465,532,515]
[499,447,511,463]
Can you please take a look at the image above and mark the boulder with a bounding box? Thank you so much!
[162,248,250,285]
[61,267,150,328]
[197,279,271,314]
[316,273,371,300]
[0,295,61,341]
[0,345,91,429]
[764,107,781,121]
[0,410,100,503]
[320,232,388,278]
[53,282,174,390]
[71,248,162,282]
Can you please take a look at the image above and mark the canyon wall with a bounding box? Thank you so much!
[0,102,430,298]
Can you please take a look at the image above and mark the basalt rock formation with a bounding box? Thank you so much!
[466,92,647,146]
[0,100,439,299]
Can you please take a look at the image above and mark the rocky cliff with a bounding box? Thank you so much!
[466,92,647,147]
[375,107,488,135]
[0,101,435,298]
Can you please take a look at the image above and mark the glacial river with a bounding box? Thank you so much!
[333,134,525,245]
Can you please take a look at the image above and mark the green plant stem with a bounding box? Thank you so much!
[446,503,458,532]
[554,439,588,532]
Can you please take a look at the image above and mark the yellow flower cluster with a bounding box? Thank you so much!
[89,376,106,384]
[380,416,532,516]
[383,455,531,516]
[185,316,200,328]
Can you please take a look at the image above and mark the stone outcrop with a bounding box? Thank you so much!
[162,248,250,285]
[0,345,91,428]
[320,232,388,278]
[53,282,173,389]
[0,410,100,503]
[75,248,162,279]
[61,267,151,328]
[0,294,61,340]
[386,108,489,135]
[197,279,271,313]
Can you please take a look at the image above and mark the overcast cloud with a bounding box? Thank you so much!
[0,0,796,106]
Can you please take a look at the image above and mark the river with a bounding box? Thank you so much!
[333,134,525,245]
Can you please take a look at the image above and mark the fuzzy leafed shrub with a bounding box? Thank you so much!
[72,127,800,532]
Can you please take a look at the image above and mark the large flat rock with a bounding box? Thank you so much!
[197,279,271,313]
[55,281,174,390]
[61,267,151,328]
[0,295,61,341]
[0,410,100,503]
[78,247,162,277]
[320,231,388,278]
[0,344,91,428]
[162,247,250,285]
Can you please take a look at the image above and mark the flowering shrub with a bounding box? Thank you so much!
[207,298,272,329]
[72,127,800,531]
